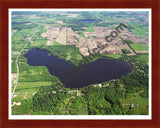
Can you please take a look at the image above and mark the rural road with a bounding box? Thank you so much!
[12,25,39,97]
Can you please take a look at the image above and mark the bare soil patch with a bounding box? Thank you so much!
[12,73,17,84]
[24,23,32,25]
[41,26,147,56]
[55,27,66,45]
[29,15,41,19]
[12,30,17,35]
[66,13,78,18]
[46,40,53,46]
[41,26,66,45]
[135,50,148,53]
[56,20,64,24]
[120,28,148,44]
[67,28,80,45]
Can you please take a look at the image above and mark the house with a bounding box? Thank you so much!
[98,84,102,87]
[16,102,21,106]
[131,104,134,108]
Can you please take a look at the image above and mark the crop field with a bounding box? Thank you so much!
[129,43,148,51]
[15,82,53,93]
[103,54,122,59]
[126,21,148,38]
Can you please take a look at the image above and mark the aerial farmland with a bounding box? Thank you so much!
[11,10,150,116]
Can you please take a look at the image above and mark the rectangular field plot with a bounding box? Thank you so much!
[129,43,148,51]
[15,81,53,93]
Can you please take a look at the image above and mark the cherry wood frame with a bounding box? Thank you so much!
[0,0,160,128]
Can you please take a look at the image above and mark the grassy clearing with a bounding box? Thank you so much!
[12,29,33,42]
[121,93,148,115]
[129,43,148,51]
[66,50,82,61]
[15,81,53,93]
[12,40,28,51]
[53,41,63,45]
[30,39,47,47]
[66,51,72,61]
[12,30,23,41]
[77,54,83,60]
[86,26,94,32]
[79,31,85,37]
[12,93,34,102]
[103,54,122,59]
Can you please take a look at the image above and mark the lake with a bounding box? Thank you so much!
[24,48,132,88]
[80,19,96,23]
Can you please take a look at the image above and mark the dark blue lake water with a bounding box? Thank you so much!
[80,19,96,23]
[24,48,132,88]
[12,22,31,25]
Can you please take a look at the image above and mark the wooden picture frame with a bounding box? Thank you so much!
[0,0,160,128]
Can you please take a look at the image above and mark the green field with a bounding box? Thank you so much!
[129,43,148,51]
[126,21,148,38]
[15,82,53,93]
[86,26,94,32]
[53,41,63,45]
[30,39,47,47]
[121,93,148,115]
[103,54,122,59]
[79,31,85,37]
